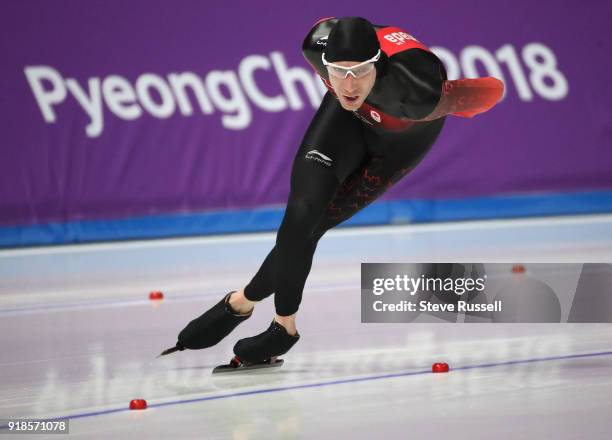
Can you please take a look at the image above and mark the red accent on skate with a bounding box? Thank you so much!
[149,291,164,300]
[432,362,450,373]
[230,356,242,367]
[512,264,526,274]
[129,399,147,410]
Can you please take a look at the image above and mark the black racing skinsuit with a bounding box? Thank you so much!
[244,18,449,316]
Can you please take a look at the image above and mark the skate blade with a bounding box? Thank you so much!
[157,345,181,358]
[212,357,284,374]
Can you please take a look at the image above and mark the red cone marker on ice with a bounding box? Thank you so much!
[149,291,164,300]
[432,362,449,373]
[129,399,147,410]
[511,264,525,274]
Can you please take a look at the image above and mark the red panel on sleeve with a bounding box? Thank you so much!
[418,77,505,121]
[445,77,504,118]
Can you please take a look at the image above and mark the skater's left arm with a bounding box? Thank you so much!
[393,49,504,121]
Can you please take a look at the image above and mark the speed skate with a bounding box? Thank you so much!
[212,355,284,374]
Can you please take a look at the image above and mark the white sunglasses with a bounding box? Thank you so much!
[321,49,381,79]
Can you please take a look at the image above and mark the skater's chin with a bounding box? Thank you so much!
[340,96,363,110]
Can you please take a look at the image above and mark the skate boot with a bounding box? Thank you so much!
[159,291,252,356]
[212,320,300,373]
[235,320,299,363]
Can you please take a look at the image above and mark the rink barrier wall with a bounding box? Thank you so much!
[1,189,611,248]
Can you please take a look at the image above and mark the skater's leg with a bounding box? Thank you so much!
[226,246,277,314]
[227,157,338,321]
[238,92,367,314]
[272,155,342,314]
[272,96,368,318]
[242,247,276,301]
[232,95,371,361]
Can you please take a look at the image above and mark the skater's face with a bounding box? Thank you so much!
[327,60,377,111]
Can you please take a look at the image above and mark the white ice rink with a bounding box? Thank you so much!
[1,214,612,439]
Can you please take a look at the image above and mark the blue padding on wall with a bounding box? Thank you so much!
[2,190,612,248]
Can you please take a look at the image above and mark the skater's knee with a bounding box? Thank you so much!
[280,195,322,238]
[287,195,317,221]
